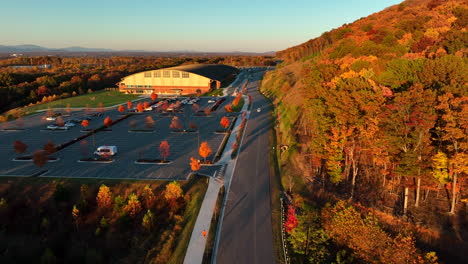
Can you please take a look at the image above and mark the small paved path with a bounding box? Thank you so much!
[183,176,223,264]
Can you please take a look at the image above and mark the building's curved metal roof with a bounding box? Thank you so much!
[164,64,238,81]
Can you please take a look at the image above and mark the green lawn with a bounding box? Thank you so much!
[203,89,224,96]
[23,90,140,113]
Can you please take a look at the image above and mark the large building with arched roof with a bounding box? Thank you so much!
[118,64,238,95]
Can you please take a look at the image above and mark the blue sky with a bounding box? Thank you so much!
[1,0,402,52]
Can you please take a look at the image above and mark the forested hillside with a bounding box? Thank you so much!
[262,0,467,263]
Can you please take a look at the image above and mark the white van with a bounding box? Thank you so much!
[94,146,117,156]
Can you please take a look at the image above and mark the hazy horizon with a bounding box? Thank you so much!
[2,0,402,53]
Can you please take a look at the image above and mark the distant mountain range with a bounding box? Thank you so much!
[0,44,275,55]
[0,44,114,53]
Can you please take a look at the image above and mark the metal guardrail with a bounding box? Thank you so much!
[280,197,291,264]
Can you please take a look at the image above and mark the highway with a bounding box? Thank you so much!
[216,69,276,264]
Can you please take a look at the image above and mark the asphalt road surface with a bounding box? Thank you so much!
[216,70,276,264]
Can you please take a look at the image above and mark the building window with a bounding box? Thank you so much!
[182,72,189,78]
[137,85,143,88]
[163,71,171,78]
[172,71,180,78]
[136,90,144,94]
[145,85,152,88]
[144,72,152,77]
[154,71,161,77]
[128,85,134,88]
[120,83,125,85]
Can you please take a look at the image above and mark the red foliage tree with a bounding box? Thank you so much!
[103,116,113,127]
[225,104,233,113]
[189,122,198,130]
[136,102,144,113]
[145,116,155,129]
[118,105,125,113]
[284,204,298,233]
[127,100,133,110]
[81,119,89,128]
[43,141,56,155]
[36,85,50,97]
[143,102,150,109]
[169,116,182,130]
[13,140,27,154]
[150,92,158,101]
[220,116,230,129]
[159,141,170,161]
[160,101,169,111]
[80,140,89,157]
[33,150,47,168]
[192,103,200,113]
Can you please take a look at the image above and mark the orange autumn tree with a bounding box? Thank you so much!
[199,141,212,162]
[190,157,200,171]
[142,185,156,209]
[322,201,438,264]
[220,116,230,129]
[232,92,242,107]
[143,101,150,109]
[127,100,133,110]
[103,116,113,127]
[118,105,125,113]
[225,104,233,113]
[13,140,27,154]
[145,116,155,129]
[159,141,170,161]
[96,184,112,209]
[123,193,142,218]
[150,92,158,101]
[164,181,183,202]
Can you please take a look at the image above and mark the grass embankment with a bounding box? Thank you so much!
[168,177,209,264]
[19,90,140,114]
[203,89,224,96]
[0,176,208,264]
[202,186,225,264]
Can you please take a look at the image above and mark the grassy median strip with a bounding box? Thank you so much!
[168,177,209,264]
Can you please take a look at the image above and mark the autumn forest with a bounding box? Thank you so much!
[262,0,467,263]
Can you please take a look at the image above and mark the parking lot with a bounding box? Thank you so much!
[0,96,232,180]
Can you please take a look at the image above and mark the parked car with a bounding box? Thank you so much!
[144,107,153,112]
[94,146,118,156]
[208,99,215,103]
[257,108,261,112]
[47,125,69,130]
[46,116,57,121]
[64,121,76,127]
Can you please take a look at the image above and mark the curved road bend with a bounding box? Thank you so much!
[216,70,276,264]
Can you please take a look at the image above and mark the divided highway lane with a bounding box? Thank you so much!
[216,71,276,264]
